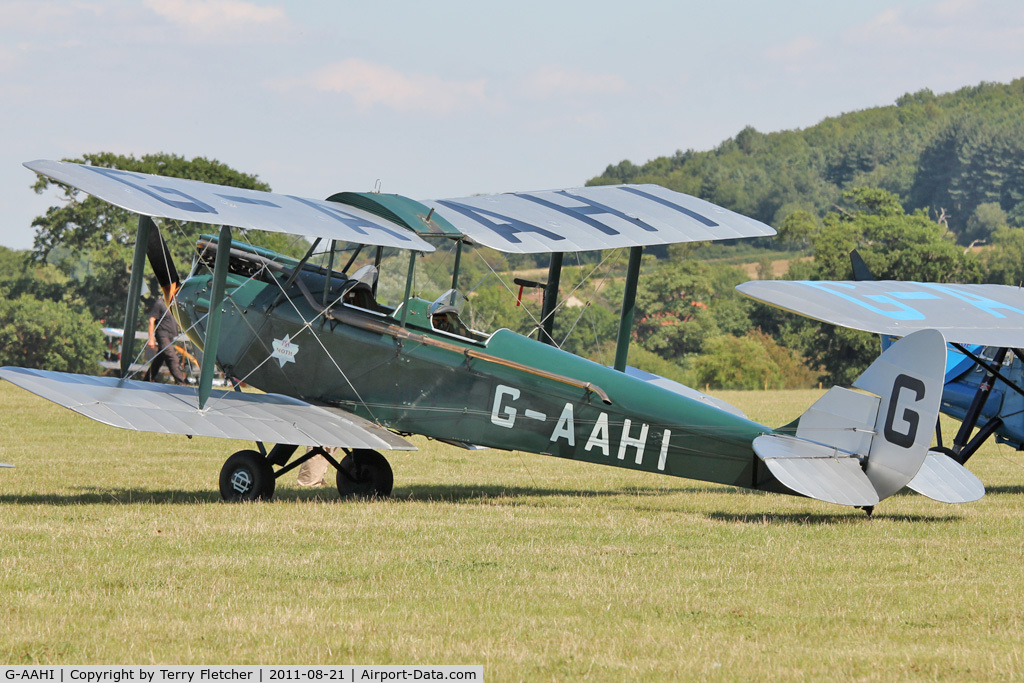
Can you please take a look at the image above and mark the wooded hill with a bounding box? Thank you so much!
[588,79,1024,245]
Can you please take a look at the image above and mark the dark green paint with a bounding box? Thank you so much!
[614,246,644,372]
[540,252,563,345]
[122,215,152,378]
[327,192,461,238]
[451,240,462,291]
[198,226,231,409]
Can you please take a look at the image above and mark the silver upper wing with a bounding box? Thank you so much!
[27,160,775,255]
[0,367,414,451]
[423,184,776,254]
[24,160,435,252]
[738,280,1024,347]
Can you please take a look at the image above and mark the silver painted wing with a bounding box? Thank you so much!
[0,367,414,451]
[423,184,776,254]
[24,160,434,252]
[738,280,1024,347]
[622,366,748,419]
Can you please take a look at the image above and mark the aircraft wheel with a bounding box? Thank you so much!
[220,450,276,502]
[931,446,958,460]
[336,449,393,499]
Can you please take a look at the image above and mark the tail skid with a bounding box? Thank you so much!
[753,329,971,508]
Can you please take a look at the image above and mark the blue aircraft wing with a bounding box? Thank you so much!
[737,280,1024,348]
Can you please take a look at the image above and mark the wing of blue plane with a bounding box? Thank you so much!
[738,280,1024,347]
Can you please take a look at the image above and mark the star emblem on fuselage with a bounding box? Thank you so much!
[271,335,299,367]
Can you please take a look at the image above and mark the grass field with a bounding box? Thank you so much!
[2,382,1023,680]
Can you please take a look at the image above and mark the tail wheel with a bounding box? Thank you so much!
[336,449,393,499]
[220,449,276,501]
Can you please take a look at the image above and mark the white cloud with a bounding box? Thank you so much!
[519,65,627,99]
[846,1,1024,49]
[765,36,823,63]
[0,2,97,32]
[144,0,288,36]
[283,59,488,115]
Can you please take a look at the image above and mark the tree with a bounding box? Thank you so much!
[0,295,104,373]
[963,202,1007,246]
[634,259,722,360]
[692,330,817,390]
[810,187,982,282]
[776,209,818,249]
[766,187,980,384]
[984,226,1024,285]
[0,246,74,303]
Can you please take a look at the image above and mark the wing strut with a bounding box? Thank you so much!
[540,252,563,345]
[613,246,643,372]
[952,346,1007,460]
[199,225,231,410]
[400,251,417,328]
[451,239,463,291]
[122,215,153,378]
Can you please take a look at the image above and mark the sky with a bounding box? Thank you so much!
[2,0,1024,250]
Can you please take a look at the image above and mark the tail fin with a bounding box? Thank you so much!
[754,328,947,507]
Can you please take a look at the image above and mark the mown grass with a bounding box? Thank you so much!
[1,383,1023,679]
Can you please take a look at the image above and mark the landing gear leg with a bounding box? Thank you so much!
[335,449,393,499]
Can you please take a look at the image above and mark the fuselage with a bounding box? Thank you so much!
[175,251,784,493]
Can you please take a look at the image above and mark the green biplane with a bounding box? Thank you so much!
[0,160,982,512]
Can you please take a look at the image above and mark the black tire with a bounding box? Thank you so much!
[336,449,393,499]
[220,450,276,501]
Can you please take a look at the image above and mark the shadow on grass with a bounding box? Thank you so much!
[0,483,973,520]
[706,510,961,525]
[0,488,221,505]
[389,483,682,503]
[983,484,1024,495]
[0,483,683,506]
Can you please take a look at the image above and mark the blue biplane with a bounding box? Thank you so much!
[740,275,1024,478]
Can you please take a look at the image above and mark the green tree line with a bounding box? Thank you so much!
[589,79,1024,247]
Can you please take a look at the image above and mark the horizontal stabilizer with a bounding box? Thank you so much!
[907,452,985,503]
[623,366,748,419]
[753,434,879,506]
[0,367,414,451]
[737,280,1024,347]
[0,463,12,468]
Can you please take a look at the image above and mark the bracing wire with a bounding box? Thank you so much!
[137,219,385,425]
